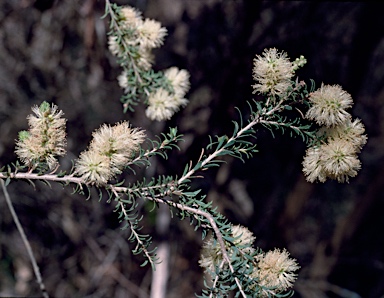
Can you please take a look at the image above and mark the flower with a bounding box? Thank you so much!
[145,88,188,121]
[75,122,146,185]
[74,151,113,186]
[231,224,256,254]
[136,47,154,70]
[144,67,190,121]
[109,36,154,70]
[302,146,327,183]
[145,68,190,121]
[119,6,142,28]
[108,5,163,69]
[145,88,176,121]
[164,67,190,98]
[199,225,255,276]
[306,84,353,127]
[90,122,145,169]
[302,134,363,183]
[198,237,223,275]
[137,19,167,49]
[253,248,300,297]
[108,35,125,57]
[252,48,294,97]
[15,101,67,169]
[318,118,367,152]
[303,104,367,183]
[117,70,129,90]
[320,137,361,183]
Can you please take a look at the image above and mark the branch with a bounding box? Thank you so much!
[0,172,83,185]
[1,179,49,298]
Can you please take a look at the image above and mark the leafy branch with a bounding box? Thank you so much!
[177,96,298,185]
[259,118,315,144]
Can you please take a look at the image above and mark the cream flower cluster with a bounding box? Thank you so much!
[145,67,190,121]
[199,225,299,295]
[306,84,353,126]
[108,6,166,71]
[109,5,191,121]
[75,122,146,185]
[252,48,301,98]
[15,102,67,170]
[252,249,300,297]
[303,85,367,182]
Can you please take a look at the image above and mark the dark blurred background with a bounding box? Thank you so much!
[0,0,383,297]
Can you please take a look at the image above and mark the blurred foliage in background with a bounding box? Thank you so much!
[0,0,383,297]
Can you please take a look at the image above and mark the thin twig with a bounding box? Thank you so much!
[209,259,226,298]
[0,179,49,298]
[118,200,156,268]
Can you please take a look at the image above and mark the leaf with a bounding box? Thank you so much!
[181,189,202,197]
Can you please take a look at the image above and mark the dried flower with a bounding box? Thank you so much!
[253,248,300,297]
[252,48,294,97]
[199,225,255,275]
[306,84,353,127]
[15,101,66,170]
[75,121,146,185]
